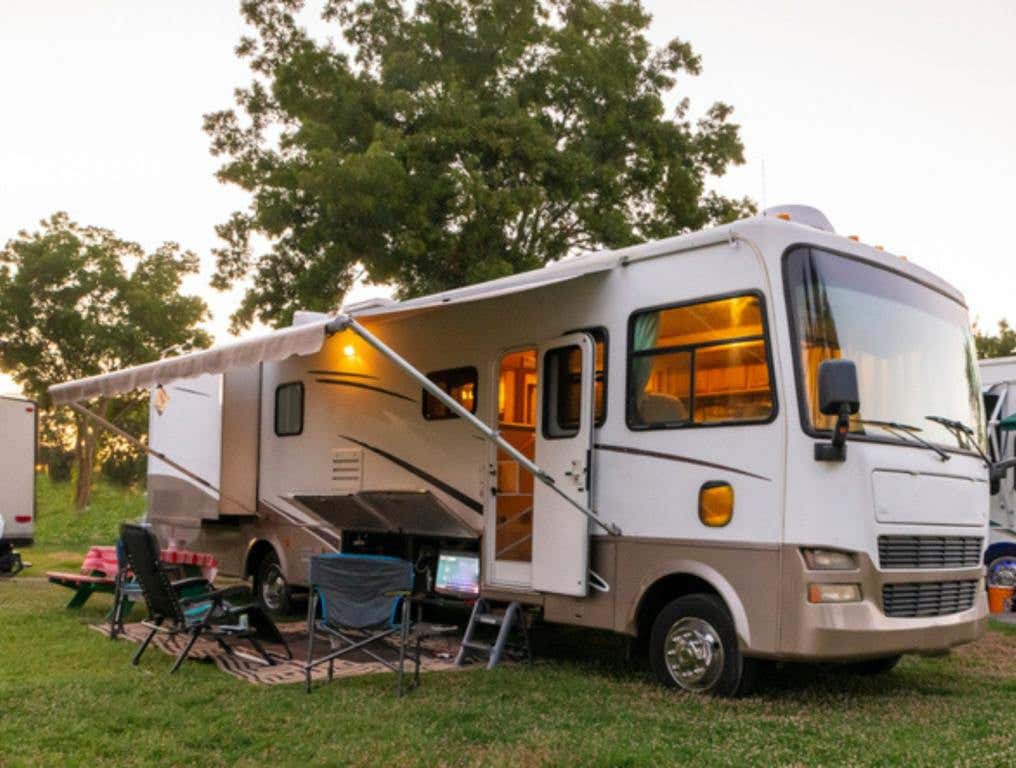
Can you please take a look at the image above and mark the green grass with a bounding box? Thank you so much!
[3,579,1016,767]
[35,473,147,548]
[5,480,1016,766]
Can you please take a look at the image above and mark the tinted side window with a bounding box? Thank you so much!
[423,367,478,420]
[275,382,304,436]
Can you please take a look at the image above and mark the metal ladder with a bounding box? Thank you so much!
[454,599,530,670]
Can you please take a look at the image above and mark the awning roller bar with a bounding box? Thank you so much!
[327,314,621,536]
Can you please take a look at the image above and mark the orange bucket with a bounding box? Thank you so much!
[988,585,1014,614]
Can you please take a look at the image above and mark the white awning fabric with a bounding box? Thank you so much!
[48,253,617,405]
[49,318,331,405]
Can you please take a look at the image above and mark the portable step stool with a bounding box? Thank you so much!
[454,599,531,669]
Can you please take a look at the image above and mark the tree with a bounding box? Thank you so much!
[0,213,212,509]
[975,318,1016,360]
[206,0,754,331]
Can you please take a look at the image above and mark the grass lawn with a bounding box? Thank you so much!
[4,478,1016,766]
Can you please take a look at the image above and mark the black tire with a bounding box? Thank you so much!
[844,655,902,675]
[254,549,291,614]
[649,593,755,697]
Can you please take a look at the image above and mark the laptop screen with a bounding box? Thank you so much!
[434,551,480,597]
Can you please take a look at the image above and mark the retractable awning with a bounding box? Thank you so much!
[49,318,332,405]
[48,253,616,405]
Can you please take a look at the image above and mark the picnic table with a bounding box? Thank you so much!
[47,544,218,609]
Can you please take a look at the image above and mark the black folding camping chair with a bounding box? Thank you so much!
[304,553,452,696]
[120,523,292,673]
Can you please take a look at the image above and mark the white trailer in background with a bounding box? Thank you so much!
[52,205,992,695]
[979,355,1016,586]
[0,396,37,574]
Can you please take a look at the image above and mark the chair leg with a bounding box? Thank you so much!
[248,635,275,666]
[132,625,158,666]
[305,591,317,694]
[414,634,422,688]
[397,599,410,697]
[170,629,201,673]
[216,637,234,655]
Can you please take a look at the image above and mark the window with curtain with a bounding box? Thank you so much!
[627,295,774,427]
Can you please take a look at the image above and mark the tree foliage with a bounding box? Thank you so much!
[206,0,755,330]
[975,318,1016,360]
[0,213,212,507]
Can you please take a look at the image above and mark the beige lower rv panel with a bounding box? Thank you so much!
[543,536,781,655]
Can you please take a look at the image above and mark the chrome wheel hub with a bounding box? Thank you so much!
[664,617,725,691]
[262,565,286,610]
[989,558,1016,588]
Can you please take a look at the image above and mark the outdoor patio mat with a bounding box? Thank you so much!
[90,620,465,685]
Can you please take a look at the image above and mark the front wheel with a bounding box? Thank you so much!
[649,593,755,697]
[254,550,291,614]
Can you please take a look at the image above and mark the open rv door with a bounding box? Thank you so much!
[532,333,595,596]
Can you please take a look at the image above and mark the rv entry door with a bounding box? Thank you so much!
[532,333,595,596]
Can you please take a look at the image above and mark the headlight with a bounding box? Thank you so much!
[802,548,857,570]
[808,583,862,603]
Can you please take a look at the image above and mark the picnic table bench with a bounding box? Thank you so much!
[47,544,218,610]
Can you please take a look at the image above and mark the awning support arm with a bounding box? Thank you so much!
[67,401,221,498]
[327,315,622,536]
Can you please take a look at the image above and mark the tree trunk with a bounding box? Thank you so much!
[73,400,106,510]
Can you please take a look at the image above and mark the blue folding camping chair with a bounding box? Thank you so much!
[304,553,441,696]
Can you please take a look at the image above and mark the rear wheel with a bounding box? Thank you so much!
[649,593,755,697]
[254,550,291,614]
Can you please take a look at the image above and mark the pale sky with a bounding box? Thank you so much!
[1,0,1014,396]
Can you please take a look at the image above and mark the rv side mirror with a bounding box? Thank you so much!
[815,359,860,462]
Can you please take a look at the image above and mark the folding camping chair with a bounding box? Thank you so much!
[304,553,453,696]
[120,523,292,673]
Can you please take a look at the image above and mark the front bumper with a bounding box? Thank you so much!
[774,546,987,661]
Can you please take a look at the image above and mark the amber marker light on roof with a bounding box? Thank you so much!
[848,235,860,241]
[775,212,791,221]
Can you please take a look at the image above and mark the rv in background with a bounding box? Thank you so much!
[980,355,1016,587]
[0,396,36,571]
[59,205,991,696]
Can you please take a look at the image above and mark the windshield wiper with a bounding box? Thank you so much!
[860,419,950,462]
[926,415,991,467]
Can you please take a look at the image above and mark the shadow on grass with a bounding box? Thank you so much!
[527,621,966,702]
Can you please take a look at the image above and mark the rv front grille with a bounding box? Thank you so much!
[881,580,979,618]
[877,536,983,569]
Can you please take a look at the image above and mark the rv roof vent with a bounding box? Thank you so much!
[763,205,835,234]
[342,297,397,313]
[292,310,329,326]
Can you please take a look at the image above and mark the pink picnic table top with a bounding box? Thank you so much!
[82,544,218,582]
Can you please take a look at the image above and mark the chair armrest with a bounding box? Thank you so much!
[179,584,249,607]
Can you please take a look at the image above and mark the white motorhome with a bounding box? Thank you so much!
[979,355,1016,586]
[51,206,990,695]
[0,396,37,571]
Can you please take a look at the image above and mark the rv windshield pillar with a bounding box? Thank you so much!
[328,313,622,536]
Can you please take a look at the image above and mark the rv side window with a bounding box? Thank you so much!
[423,367,478,420]
[275,382,304,436]
[542,344,583,438]
[627,294,774,428]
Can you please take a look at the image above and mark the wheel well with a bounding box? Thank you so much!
[635,573,725,640]
[245,540,277,580]
[985,542,1016,565]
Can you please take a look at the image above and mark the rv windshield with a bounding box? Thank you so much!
[785,246,984,452]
